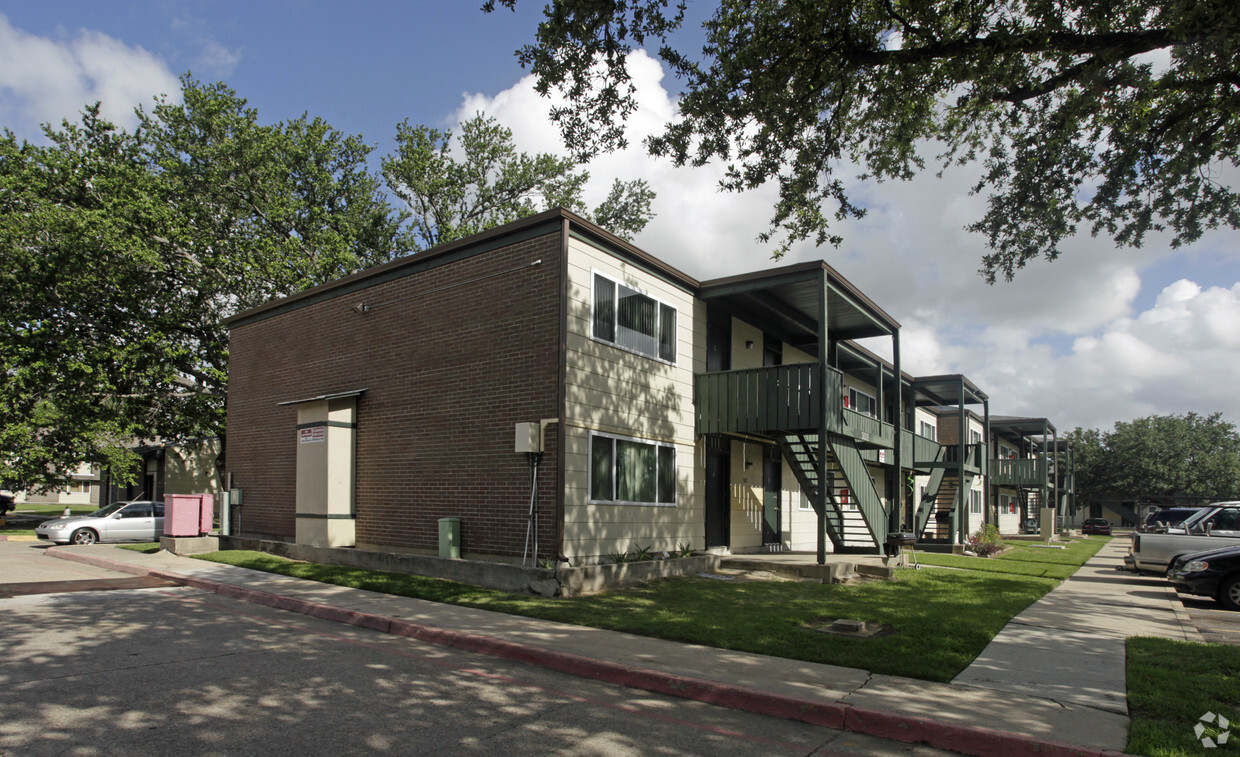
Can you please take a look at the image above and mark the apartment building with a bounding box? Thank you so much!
[224,208,1070,564]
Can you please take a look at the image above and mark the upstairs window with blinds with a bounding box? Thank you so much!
[592,273,677,363]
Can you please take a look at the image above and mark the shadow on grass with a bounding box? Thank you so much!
[192,549,1055,683]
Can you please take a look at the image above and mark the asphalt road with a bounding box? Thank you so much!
[0,543,951,756]
[1178,596,1240,645]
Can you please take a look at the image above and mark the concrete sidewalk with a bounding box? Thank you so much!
[44,538,1193,757]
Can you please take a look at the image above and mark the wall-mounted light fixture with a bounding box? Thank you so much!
[745,340,755,349]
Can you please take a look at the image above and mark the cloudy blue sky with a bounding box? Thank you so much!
[3,2,1238,434]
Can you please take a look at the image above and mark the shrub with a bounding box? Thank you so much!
[965,524,1004,557]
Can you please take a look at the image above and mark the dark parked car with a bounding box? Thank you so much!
[1082,518,1112,535]
[1140,507,1201,533]
[1167,544,1240,611]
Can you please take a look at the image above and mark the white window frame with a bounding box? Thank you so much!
[919,421,937,440]
[844,386,878,418]
[588,431,677,506]
[591,270,678,364]
[970,489,982,514]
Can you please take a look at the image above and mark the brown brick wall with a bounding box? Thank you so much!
[226,231,563,558]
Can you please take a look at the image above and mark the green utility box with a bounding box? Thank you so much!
[438,518,461,559]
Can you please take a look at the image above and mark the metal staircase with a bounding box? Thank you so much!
[916,470,974,541]
[776,433,888,552]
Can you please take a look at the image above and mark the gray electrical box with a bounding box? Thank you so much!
[515,422,541,453]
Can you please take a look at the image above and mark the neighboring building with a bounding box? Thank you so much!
[103,438,223,507]
[8,462,102,508]
[223,208,1069,564]
[989,416,1071,533]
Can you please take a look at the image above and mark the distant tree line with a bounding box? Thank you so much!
[1068,412,1240,510]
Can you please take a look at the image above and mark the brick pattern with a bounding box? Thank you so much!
[226,233,563,558]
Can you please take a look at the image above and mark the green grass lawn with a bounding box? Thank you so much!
[10,503,96,516]
[912,537,1108,579]
[194,548,1058,682]
[1127,637,1240,756]
[119,534,1223,755]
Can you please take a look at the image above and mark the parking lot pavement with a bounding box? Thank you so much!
[1178,596,1240,645]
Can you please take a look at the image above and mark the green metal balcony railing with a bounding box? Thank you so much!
[695,363,894,448]
[991,457,1048,487]
[942,442,987,475]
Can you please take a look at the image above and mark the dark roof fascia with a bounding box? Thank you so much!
[926,406,986,425]
[277,388,368,407]
[699,259,901,333]
[835,346,991,407]
[911,374,990,405]
[989,415,1060,440]
[226,209,570,330]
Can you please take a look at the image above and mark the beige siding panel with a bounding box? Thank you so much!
[783,344,815,365]
[560,231,701,563]
[164,440,223,496]
[730,319,764,371]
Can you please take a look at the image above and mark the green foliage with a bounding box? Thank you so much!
[675,541,694,558]
[964,524,1003,557]
[628,543,654,561]
[0,77,408,491]
[194,548,1055,681]
[381,112,655,250]
[918,536,1106,578]
[488,0,1240,279]
[1069,413,1240,507]
[1127,637,1240,756]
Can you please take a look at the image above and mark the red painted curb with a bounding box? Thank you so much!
[48,547,151,577]
[844,706,1106,757]
[41,548,1140,757]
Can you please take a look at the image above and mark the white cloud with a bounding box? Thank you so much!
[197,39,242,78]
[431,50,1240,432]
[0,14,179,137]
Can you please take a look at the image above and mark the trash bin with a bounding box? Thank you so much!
[166,494,215,537]
[438,518,460,559]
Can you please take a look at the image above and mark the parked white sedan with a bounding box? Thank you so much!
[35,501,165,545]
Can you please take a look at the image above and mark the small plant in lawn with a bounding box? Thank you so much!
[676,542,694,558]
[965,525,1003,557]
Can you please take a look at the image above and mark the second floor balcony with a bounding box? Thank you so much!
[694,363,895,449]
[991,457,1049,487]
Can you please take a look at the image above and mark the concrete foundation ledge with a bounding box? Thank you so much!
[219,536,562,596]
[556,555,721,596]
[853,563,895,580]
[160,535,220,555]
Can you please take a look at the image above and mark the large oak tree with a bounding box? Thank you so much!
[1,81,657,492]
[1068,412,1240,507]
[486,0,1240,281]
[383,112,655,250]
[0,79,409,491]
